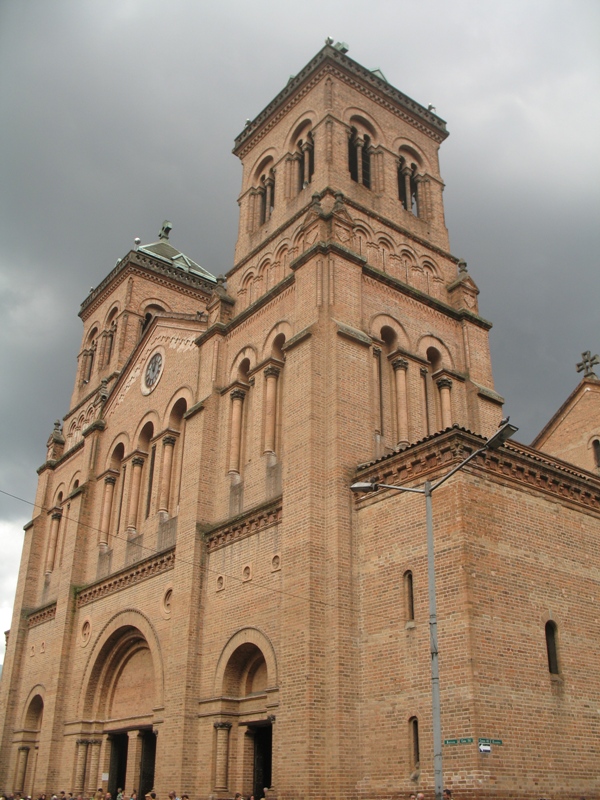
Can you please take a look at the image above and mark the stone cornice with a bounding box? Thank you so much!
[353,426,600,516]
[205,498,282,551]
[76,547,175,608]
[27,602,57,628]
[291,239,367,271]
[196,274,295,347]
[38,438,85,474]
[79,253,215,321]
[233,46,447,159]
[363,267,492,331]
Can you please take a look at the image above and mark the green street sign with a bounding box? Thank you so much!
[444,737,474,745]
[479,737,503,745]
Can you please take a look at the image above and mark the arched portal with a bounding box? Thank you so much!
[78,619,162,799]
[14,691,44,796]
[212,631,278,799]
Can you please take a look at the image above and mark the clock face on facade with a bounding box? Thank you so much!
[142,349,164,394]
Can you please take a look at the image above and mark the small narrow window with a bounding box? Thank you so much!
[593,439,600,468]
[404,570,415,622]
[409,716,420,770]
[545,620,559,675]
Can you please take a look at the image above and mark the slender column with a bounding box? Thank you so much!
[437,377,453,429]
[228,389,246,474]
[258,186,266,226]
[355,136,364,185]
[372,347,382,436]
[15,746,29,792]
[402,165,413,212]
[86,739,102,796]
[126,457,144,532]
[74,739,89,793]
[214,722,232,791]
[265,175,274,218]
[392,358,409,446]
[158,436,177,513]
[45,511,62,574]
[301,142,311,186]
[124,731,143,796]
[295,152,303,192]
[284,155,292,199]
[421,367,431,436]
[246,191,256,233]
[414,174,424,218]
[263,366,280,454]
[98,476,116,548]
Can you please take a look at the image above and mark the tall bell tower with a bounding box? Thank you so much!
[228,40,502,458]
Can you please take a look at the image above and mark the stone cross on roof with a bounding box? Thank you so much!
[576,350,599,378]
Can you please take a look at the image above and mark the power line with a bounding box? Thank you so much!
[0,487,358,614]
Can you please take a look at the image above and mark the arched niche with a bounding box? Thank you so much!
[213,627,278,696]
[417,335,455,371]
[369,314,410,352]
[79,609,165,720]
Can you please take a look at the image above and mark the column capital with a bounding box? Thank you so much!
[104,475,117,486]
[214,721,232,730]
[51,511,63,521]
[392,357,409,372]
[436,377,453,390]
[264,365,281,379]
[420,367,429,377]
[230,388,246,401]
[131,456,145,467]
[401,163,413,177]
[18,745,30,752]
[301,140,312,153]
[162,435,177,447]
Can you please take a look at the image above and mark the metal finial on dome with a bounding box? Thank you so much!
[159,221,172,241]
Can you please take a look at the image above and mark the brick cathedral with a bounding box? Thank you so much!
[1,42,598,800]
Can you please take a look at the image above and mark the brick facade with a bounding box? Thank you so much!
[0,43,598,800]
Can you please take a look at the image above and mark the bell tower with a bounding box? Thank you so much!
[228,41,502,454]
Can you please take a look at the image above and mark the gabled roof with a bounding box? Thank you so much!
[80,221,216,319]
[531,375,600,449]
[138,221,216,282]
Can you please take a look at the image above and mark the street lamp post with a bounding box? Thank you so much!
[351,422,518,800]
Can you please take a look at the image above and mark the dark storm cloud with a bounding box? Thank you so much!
[1,0,598,657]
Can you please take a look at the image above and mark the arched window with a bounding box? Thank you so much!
[348,128,371,188]
[296,132,314,191]
[545,620,560,675]
[398,157,419,215]
[593,439,600,469]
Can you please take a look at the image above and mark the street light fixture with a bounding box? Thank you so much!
[350,422,518,800]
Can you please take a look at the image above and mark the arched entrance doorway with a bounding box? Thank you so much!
[79,620,161,798]
[217,639,276,798]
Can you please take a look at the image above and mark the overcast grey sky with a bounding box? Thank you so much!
[1,0,598,662]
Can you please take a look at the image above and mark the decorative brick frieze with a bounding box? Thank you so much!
[354,427,600,514]
[27,603,57,628]
[205,499,282,551]
[76,547,175,608]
